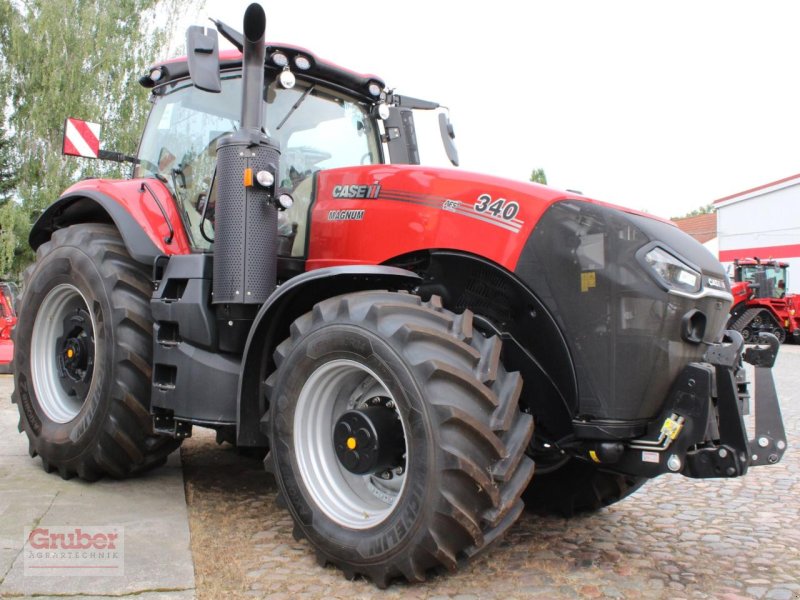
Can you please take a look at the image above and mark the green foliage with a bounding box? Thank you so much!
[0,126,15,202]
[0,0,196,278]
[0,201,33,277]
[672,204,716,220]
[530,168,547,185]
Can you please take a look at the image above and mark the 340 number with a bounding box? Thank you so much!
[474,194,520,220]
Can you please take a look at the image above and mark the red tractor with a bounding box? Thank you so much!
[11,5,787,587]
[727,258,799,343]
[0,282,17,373]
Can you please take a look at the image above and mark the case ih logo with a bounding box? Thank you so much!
[332,184,381,199]
[62,118,101,159]
[24,526,124,576]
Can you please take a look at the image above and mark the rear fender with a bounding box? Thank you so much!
[236,265,421,446]
[29,179,192,265]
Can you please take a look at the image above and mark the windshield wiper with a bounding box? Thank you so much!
[276,85,315,130]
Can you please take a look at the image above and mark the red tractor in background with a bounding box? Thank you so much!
[0,282,18,373]
[9,4,787,587]
[727,258,799,343]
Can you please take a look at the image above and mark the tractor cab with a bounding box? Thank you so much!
[134,39,457,258]
[135,66,383,255]
[733,258,789,299]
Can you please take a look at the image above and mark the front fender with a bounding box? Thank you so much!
[29,179,192,265]
[236,265,421,446]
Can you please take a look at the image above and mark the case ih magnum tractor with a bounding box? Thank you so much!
[12,5,787,587]
[727,258,799,343]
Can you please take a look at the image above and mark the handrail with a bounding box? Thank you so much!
[140,181,175,245]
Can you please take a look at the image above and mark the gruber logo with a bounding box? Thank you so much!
[28,528,119,550]
[332,184,381,199]
[24,526,124,577]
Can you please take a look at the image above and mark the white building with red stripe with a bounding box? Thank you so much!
[714,173,800,293]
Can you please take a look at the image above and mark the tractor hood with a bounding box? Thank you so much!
[310,164,720,277]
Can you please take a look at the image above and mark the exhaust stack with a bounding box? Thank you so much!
[240,4,266,132]
[212,3,280,319]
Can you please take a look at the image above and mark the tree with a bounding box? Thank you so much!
[0,0,197,278]
[530,168,547,185]
[672,204,716,220]
[0,127,14,203]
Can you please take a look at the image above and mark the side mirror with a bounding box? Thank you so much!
[187,26,221,93]
[438,112,459,167]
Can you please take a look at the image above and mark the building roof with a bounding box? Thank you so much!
[671,212,717,244]
[713,172,800,205]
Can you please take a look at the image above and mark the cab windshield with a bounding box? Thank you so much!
[136,76,382,252]
[740,265,788,298]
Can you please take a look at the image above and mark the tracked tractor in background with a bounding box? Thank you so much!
[10,4,788,587]
[0,282,17,373]
[727,258,799,343]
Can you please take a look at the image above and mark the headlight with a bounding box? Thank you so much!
[644,247,702,293]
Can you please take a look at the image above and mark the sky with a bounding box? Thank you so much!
[187,0,800,219]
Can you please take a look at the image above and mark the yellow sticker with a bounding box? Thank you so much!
[581,271,597,293]
[661,417,684,440]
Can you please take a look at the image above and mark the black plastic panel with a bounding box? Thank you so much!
[151,337,240,424]
[515,200,731,422]
[151,254,217,351]
[150,253,240,425]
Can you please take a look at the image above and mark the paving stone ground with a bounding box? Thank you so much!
[182,344,800,600]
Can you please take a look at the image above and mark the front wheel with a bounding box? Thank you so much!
[523,457,646,517]
[265,292,534,587]
[12,224,179,480]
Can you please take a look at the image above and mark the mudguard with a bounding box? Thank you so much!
[29,179,192,265]
[236,265,421,446]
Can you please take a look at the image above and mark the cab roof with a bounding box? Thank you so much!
[143,43,385,102]
[735,258,789,268]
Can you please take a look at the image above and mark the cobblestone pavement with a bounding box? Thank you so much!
[182,345,800,600]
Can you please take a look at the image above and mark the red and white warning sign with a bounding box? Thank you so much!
[63,118,101,159]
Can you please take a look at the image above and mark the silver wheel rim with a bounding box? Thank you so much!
[30,284,97,424]
[293,359,408,529]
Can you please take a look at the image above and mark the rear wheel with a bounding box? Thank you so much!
[265,291,534,587]
[523,457,646,517]
[12,224,179,480]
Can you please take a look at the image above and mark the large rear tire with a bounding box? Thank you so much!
[523,457,646,517]
[265,292,534,587]
[12,224,180,480]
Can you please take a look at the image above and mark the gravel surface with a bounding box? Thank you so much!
[182,345,800,600]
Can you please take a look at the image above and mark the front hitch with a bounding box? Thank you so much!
[577,331,787,479]
[684,331,786,477]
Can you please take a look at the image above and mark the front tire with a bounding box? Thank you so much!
[523,457,646,517]
[12,224,179,480]
[265,292,534,587]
